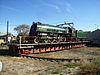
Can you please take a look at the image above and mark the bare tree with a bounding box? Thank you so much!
[14,24,30,36]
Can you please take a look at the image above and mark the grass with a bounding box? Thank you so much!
[33,70,42,72]
[81,57,100,70]
[51,71,59,74]
[43,64,79,74]
[75,47,100,51]
[76,57,100,75]
[63,64,78,68]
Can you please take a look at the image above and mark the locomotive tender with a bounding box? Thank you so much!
[29,22,77,43]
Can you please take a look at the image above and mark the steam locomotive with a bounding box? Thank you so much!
[29,22,77,43]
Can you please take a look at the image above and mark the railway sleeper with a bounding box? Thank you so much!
[22,56,93,63]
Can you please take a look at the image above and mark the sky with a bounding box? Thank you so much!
[0,0,100,34]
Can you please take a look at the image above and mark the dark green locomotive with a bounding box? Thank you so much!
[29,22,77,43]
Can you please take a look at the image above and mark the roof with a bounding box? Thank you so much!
[0,32,6,36]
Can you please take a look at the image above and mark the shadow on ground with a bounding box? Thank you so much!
[0,49,10,56]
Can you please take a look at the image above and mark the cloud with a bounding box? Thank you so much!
[66,7,72,13]
[43,3,61,12]
[23,0,72,13]
[55,0,72,13]
[0,5,22,13]
[65,2,71,7]
[27,0,61,12]
[65,2,72,13]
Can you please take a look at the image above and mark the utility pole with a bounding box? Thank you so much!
[7,21,9,45]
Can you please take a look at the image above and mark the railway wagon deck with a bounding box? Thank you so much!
[9,41,89,56]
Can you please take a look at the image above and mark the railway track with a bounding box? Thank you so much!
[22,55,93,63]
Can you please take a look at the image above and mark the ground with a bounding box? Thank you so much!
[0,46,100,75]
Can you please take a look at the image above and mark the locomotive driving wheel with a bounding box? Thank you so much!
[34,38,39,43]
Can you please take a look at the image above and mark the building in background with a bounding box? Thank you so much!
[0,32,17,44]
[0,32,6,44]
[89,29,100,46]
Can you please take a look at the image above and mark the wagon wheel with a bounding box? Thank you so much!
[57,39,61,43]
[57,37,63,43]
[34,38,39,43]
[62,37,66,42]
[44,39,49,43]
[52,39,57,43]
